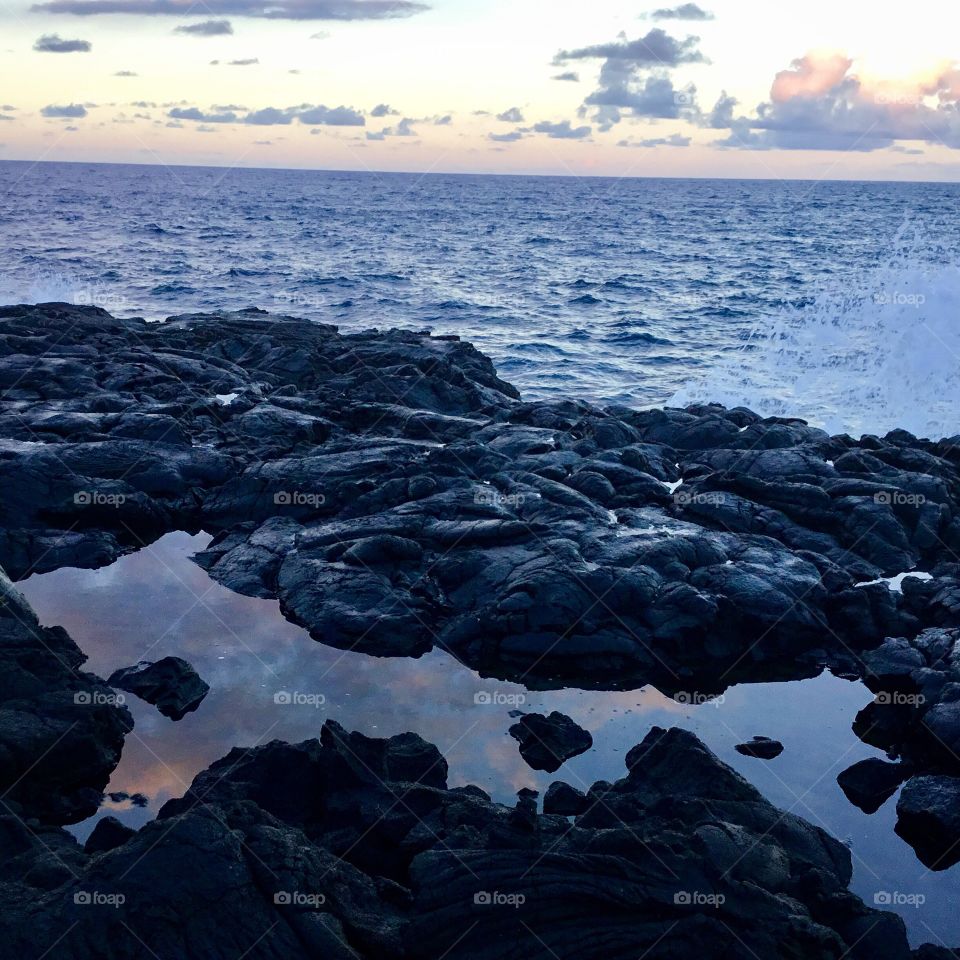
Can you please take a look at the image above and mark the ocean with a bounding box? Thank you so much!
[3,159,960,438]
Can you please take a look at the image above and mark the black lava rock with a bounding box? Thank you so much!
[734,736,784,760]
[895,774,960,870]
[508,711,592,772]
[543,781,588,816]
[837,758,909,814]
[84,815,137,854]
[108,657,209,721]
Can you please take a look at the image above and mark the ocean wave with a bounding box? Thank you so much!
[672,223,960,439]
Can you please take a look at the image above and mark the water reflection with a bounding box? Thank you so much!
[18,531,959,946]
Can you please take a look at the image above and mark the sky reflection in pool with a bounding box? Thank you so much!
[18,531,959,947]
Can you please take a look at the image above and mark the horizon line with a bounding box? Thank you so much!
[0,155,957,187]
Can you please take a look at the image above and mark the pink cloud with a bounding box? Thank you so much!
[771,53,853,102]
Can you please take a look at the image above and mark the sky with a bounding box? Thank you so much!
[2,0,960,178]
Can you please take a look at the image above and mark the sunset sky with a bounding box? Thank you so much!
[3,0,960,178]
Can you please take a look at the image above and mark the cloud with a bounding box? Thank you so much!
[174,18,232,34]
[533,119,591,139]
[496,106,524,123]
[370,103,397,116]
[556,27,703,128]
[227,57,258,65]
[586,73,697,119]
[649,3,713,20]
[33,33,91,51]
[244,106,292,124]
[367,116,416,137]
[31,0,429,20]
[168,102,364,126]
[712,53,960,151]
[552,71,579,82]
[297,104,364,125]
[254,139,272,144]
[705,90,735,128]
[488,130,524,142]
[114,69,138,76]
[168,106,238,122]
[41,103,88,117]
[555,28,704,69]
[727,54,960,150]
[310,29,330,37]
[617,132,690,147]
[771,53,851,101]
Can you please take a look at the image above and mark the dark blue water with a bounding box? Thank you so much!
[3,160,960,434]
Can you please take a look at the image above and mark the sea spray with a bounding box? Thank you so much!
[671,222,960,440]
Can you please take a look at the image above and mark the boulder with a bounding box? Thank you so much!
[508,711,593,773]
[108,657,209,721]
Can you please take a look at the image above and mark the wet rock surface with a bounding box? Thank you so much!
[107,656,209,721]
[836,758,910,815]
[1,304,958,696]
[2,305,960,955]
[734,736,784,759]
[0,721,940,960]
[0,569,131,825]
[508,711,593,772]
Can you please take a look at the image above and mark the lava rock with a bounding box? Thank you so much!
[108,657,209,721]
[543,781,588,816]
[0,723,927,960]
[734,736,784,760]
[508,711,592,772]
[895,774,960,870]
[0,568,132,823]
[837,758,909,814]
[84,815,137,854]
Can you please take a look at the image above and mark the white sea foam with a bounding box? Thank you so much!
[671,224,960,440]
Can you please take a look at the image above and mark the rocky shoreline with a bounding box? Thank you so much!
[1,303,959,957]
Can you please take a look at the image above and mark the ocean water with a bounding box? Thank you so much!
[2,160,960,437]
